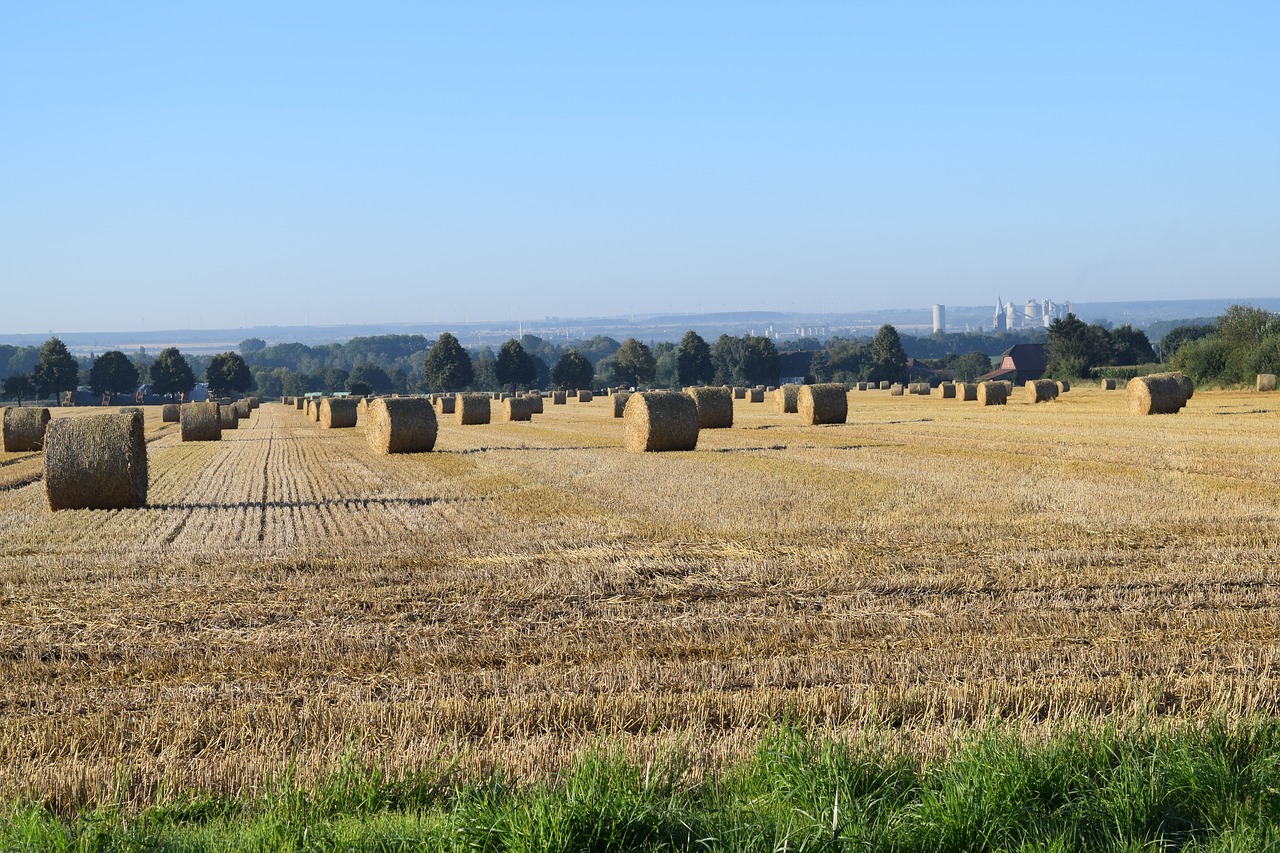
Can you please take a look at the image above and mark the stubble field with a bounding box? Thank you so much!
[2,387,1279,810]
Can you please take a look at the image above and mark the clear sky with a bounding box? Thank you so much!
[3,2,1277,334]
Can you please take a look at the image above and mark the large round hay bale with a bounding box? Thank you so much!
[772,384,800,414]
[798,383,848,425]
[889,384,904,396]
[878,381,890,390]
[612,392,632,418]
[1056,380,1070,393]
[309,399,321,422]
[502,397,534,422]
[366,397,437,454]
[44,411,147,510]
[577,390,593,402]
[1101,378,1117,391]
[295,397,305,410]
[1174,372,1194,401]
[357,397,369,418]
[551,391,567,405]
[747,388,764,403]
[435,395,456,415]
[623,391,699,452]
[161,403,180,423]
[1127,373,1187,415]
[456,393,492,425]
[957,382,978,401]
[2,407,50,452]
[1258,374,1277,392]
[976,382,1008,406]
[686,386,733,428]
[939,382,956,399]
[319,397,358,428]
[528,394,544,414]
[1025,379,1059,404]
[219,404,240,430]
[180,402,221,441]
[233,400,251,420]
[732,387,746,400]
[247,396,260,410]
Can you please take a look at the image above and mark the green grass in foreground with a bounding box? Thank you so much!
[5,721,1280,851]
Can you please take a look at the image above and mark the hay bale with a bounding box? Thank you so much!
[44,411,147,510]
[1056,380,1070,393]
[747,388,764,403]
[623,391,699,452]
[798,383,848,425]
[365,397,437,454]
[180,402,221,442]
[247,396,260,410]
[612,392,632,418]
[456,393,491,425]
[875,381,887,390]
[1258,374,1277,392]
[889,384,904,396]
[772,383,800,414]
[732,387,746,399]
[309,400,321,422]
[976,382,1008,406]
[295,397,305,410]
[161,404,180,423]
[528,395,544,414]
[577,390,593,402]
[551,391,567,405]
[685,386,733,429]
[916,384,932,396]
[319,397,358,428]
[2,406,50,452]
[1101,378,1117,391]
[219,404,239,430]
[435,395,456,415]
[855,382,867,391]
[1127,373,1189,415]
[357,397,369,418]
[957,382,978,401]
[1174,372,1194,401]
[502,397,534,422]
[939,383,956,399]
[1025,379,1059,404]
[233,400,251,420]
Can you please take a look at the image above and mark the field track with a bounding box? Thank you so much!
[3,389,1280,807]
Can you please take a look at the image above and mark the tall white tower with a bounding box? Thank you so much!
[932,304,945,334]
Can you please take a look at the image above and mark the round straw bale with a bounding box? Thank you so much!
[939,382,956,399]
[577,390,593,402]
[1055,380,1070,394]
[234,400,252,420]
[161,403,180,423]
[503,397,534,422]
[976,381,1008,406]
[280,396,288,405]
[623,391,699,452]
[528,395,544,414]
[1127,373,1187,415]
[220,404,240,429]
[551,391,567,405]
[957,382,978,401]
[319,397,358,428]
[44,411,147,510]
[798,383,848,425]
[247,396,260,410]
[435,395,456,415]
[1101,378,1117,391]
[295,397,305,410]
[2,406,50,452]
[456,393,492,425]
[357,397,369,417]
[685,386,733,429]
[747,388,764,403]
[612,392,632,418]
[876,381,888,390]
[1258,374,1277,392]
[732,387,746,399]
[917,384,932,396]
[1174,372,1194,401]
[180,402,221,441]
[1025,379,1059,404]
[365,397,436,454]
[772,383,800,414]
[889,384,904,396]
[310,400,321,422]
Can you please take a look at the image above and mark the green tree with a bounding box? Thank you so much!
[652,341,678,388]
[1171,335,1230,384]
[2,374,36,405]
[1160,324,1215,360]
[239,337,267,355]
[1107,325,1156,366]
[423,333,474,391]
[951,351,994,382]
[471,346,498,390]
[711,335,747,385]
[33,337,80,399]
[323,367,350,392]
[149,347,196,400]
[612,338,656,388]
[495,339,537,391]
[867,325,908,384]
[1045,314,1111,377]
[281,371,311,398]
[348,363,392,395]
[676,331,715,386]
[88,351,140,398]
[206,352,254,397]
[552,350,594,390]
[741,336,780,386]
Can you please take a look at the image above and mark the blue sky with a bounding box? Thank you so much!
[3,2,1277,333]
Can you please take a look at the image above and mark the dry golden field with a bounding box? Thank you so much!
[3,387,1280,809]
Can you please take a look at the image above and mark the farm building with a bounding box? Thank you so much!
[976,343,1047,385]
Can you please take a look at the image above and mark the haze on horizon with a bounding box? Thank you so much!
[3,3,1277,336]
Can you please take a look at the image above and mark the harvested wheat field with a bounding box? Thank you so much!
[3,389,1280,810]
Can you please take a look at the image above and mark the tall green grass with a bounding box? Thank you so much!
[5,720,1280,851]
